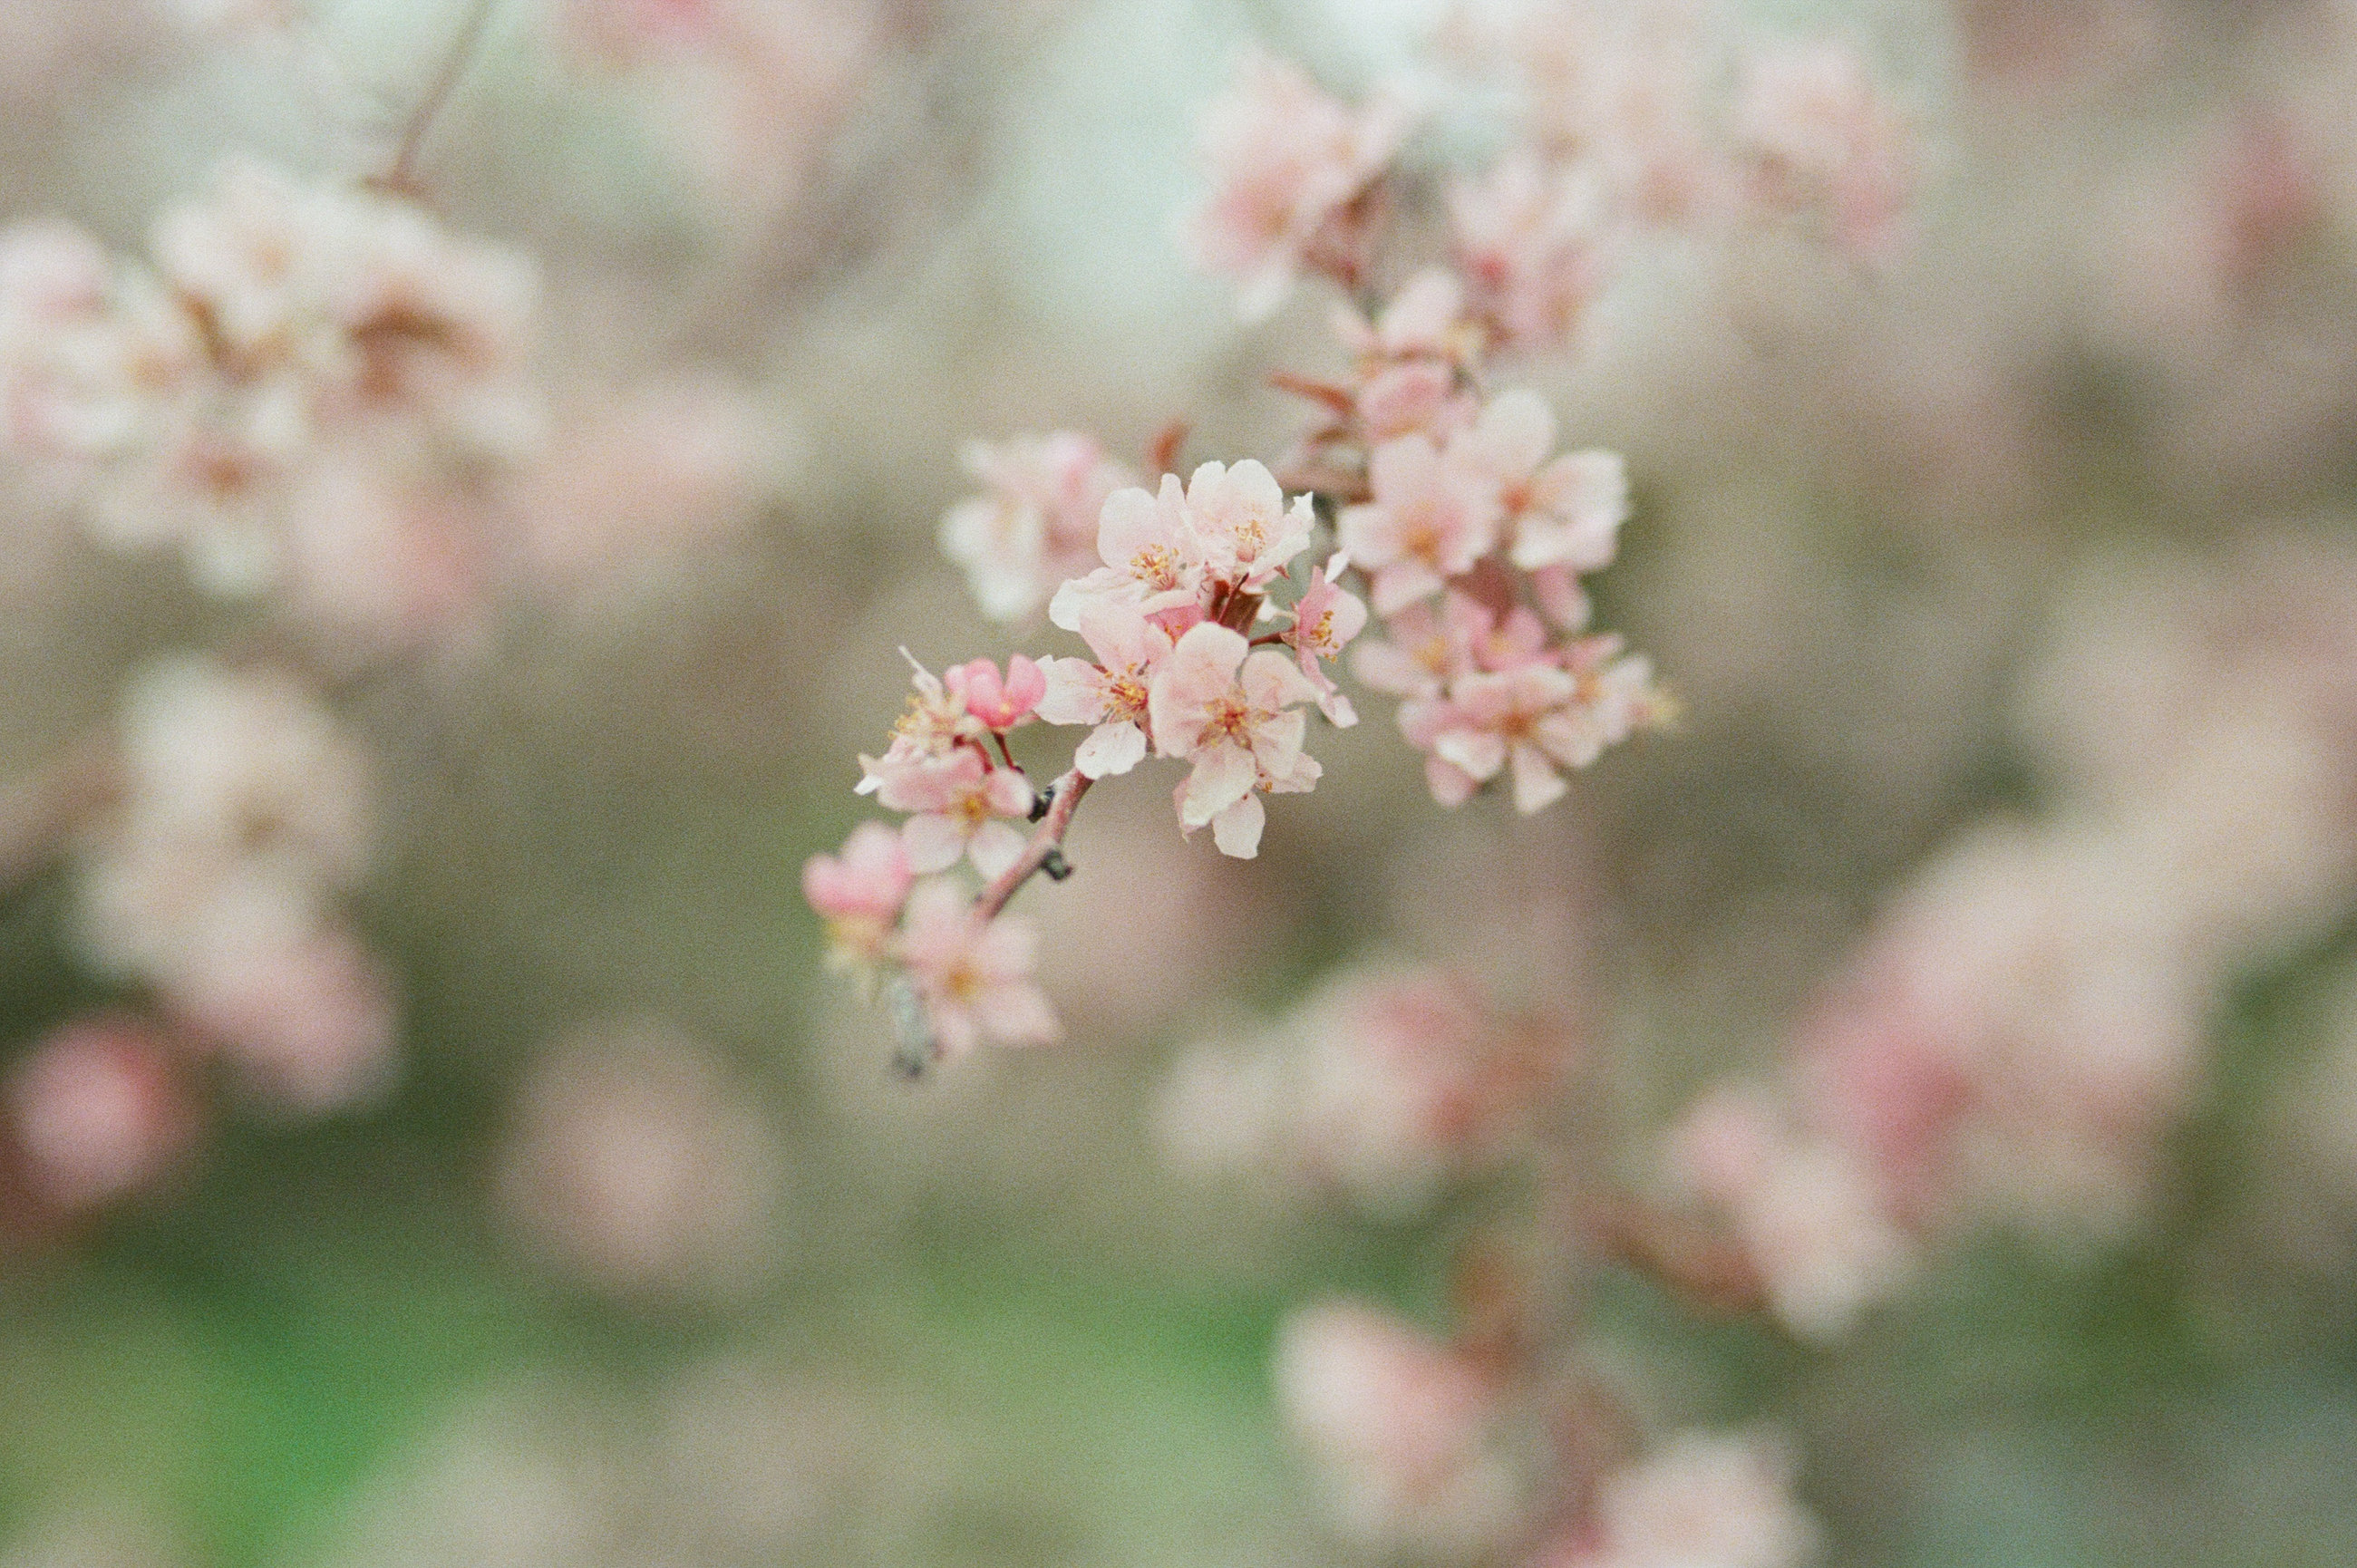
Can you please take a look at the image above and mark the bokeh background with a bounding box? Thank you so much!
[5,0,2357,1563]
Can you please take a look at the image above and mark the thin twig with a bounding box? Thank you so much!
[0,732,121,894]
[382,0,500,195]
[974,769,1091,921]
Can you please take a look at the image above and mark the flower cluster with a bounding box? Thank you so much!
[0,159,538,609]
[1193,7,1917,351]
[72,655,396,1115]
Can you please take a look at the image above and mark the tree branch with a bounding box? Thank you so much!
[974,769,1091,921]
[381,0,500,195]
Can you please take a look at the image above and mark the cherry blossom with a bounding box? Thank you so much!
[1450,152,1614,353]
[1188,51,1413,320]
[1452,391,1630,575]
[1340,432,1505,615]
[870,747,1033,879]
[890,879,1059,1059]
[1734,41,1915,262]
[801,822,916,969]
[1147,622,1321,858]
[1273,1302,1525,1555]
[1282,551,1369,725]
[1033,602,1174,779]
[1551,1430,1822,1568]
[939,431,1137,623]
[5,1014,197,1212]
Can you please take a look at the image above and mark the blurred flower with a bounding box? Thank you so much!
[1274,1301,1526,1557]
[1542,1430,1820,1568]
[5,1014,198,1213]
[939,432,1136,624]
[497,1018,787,1299]
[891,880,1059,1060]
[1188,50,1413,320]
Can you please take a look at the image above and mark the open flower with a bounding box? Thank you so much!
[801,822,916,968]
[871,748,1034,878]
[1148,622,1322,857]
[1034,602,1175,779]
[891,880,1060,1059]
[1451,391,1629,574]
[939,431,1136,622]
[1179,458,1315,593]
[1339,433,1503,615]
[1049,471,1207,632]
[1283,551,1368,725]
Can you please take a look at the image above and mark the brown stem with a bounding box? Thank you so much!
[0,733,121,894]
[380,0,500,195]
[1577,1188,1768,1318]
[974,769,1091,921]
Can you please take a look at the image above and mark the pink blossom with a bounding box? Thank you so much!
[1336,268,1473,364]
[1188,51,1413,320]
[1283,551,1369,726]
[1410,663,1587,814]
[1033,602,1174,779]
[1272,1302,1523,1554]
[169,915,399,1115]
[890,880,1060,1059]
[939,431,1137,623]
[1339,434,1504,615]
[1351,595,1481,699]
[1147,622,1322,858]
[1734,41,1916,262]
[1179,458,1315,591]
[1450,391,1629,575]
[870,747,1033,879]
[1450,152,1613,353]
[801,822,915,968]
[5,1014,197,1211]
[1666,1086,1917,1341]
[497,1017,786,1298]
[1048,471,1207,632]
[1550,1430,1821,1568]
[856,652,985,794]
[951,655,1046,731]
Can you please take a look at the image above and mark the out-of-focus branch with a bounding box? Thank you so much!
[974,769,1091,921]
[1577,1188,1769,1318]
[0,732,120,893]
[382,0,500,194]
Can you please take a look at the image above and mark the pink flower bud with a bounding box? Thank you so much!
[955,655,1047,731]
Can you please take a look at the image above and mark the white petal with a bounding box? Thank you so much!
[967,819,1029,879]
[1509,742,1567,814]
[1180,741,1256,827]
[1210,793,1266,858]
[1075,721,1149,778]
[901,813,964,874]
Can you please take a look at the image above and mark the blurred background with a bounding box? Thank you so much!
[5,0,2357,1563]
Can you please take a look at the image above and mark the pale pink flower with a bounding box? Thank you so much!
[856,652,985,794]
[950,656,1046,731]
[1033,601,1174,779]
[1451,392,1630,575]
[169,918,398,1115]
[1350,594,1485,700]
[801,821,915,968]
[1556,1430,1821,1568]
[497,1018,786,1297]
[890,879,1060,1059]
[1333,267,1476,365]
[5,1014,196,1211]
[1178,458,1316,592]
[1188,51,1413,320]
[1410,663,1588,814]
[1147,622,1322,858]
[939,431,1136,623]
[1734,41,1916,262]
[1339,434,1504,615]
[871,747,1033,878]
[1450,152,1613,353]
[1048,471,1207,632]
[1666,1086,1917,1341]
[1283,551,1368,726]
[1292,965,1562,1216]
[1273,1302,1523,1555]
[1510,2,1728,228]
